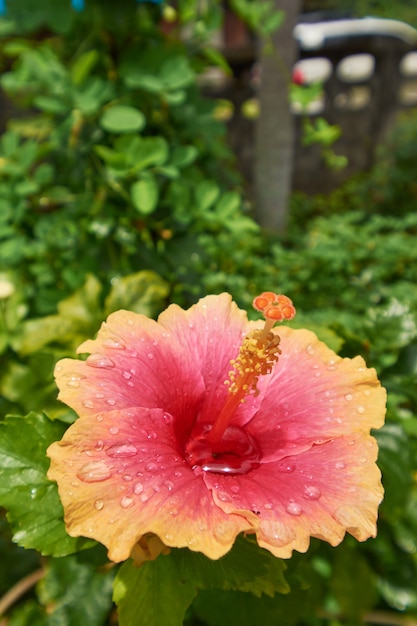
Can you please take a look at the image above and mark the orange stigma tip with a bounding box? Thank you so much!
[252,291,296,322]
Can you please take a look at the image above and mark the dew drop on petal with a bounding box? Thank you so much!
[133,482,144,494]
[335,461,346,470]
[109,426,119,435]
[164,480,174,491]
[278,460,296,473]
[264,503,273,510]
[106,443,138,458]
[82,400,94,409]
[86,353,115,369]
[94,499,104,511]
[345,393,354,401]
[146,462,158,472]
[77,461,111,483]
[107,399,116,406]
[120,496,134,508]
[306,345,315,355]
[356,405,366,414]
[174,470,183,478]
[147,353,154,360]
[122,371,132,380]
[286,502,303,516]
[65,376,83,388]
[303,485,321,500]
[122,474,133,482]
[104,338,126,350]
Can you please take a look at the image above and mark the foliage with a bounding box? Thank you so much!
[0,1,417,626]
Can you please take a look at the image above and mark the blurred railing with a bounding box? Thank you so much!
[206,14,417,193]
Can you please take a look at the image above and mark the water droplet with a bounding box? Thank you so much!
[77,461,111,483]
[364,389,371,397]
[218,492,231,502]
[147,431,157,440]
[303,485,321,500]
[139,493,150,502]
[286,502,303,516]
[335,461,346,470]
[264,503,273,510]
[122,474,133,482]
[122,371,131,380]
[169,508,178,517]
[107,399,116,406]
[230,484,240,494]
[94,499,104,510]
[82,400,94,409]
[306,345,315,355]
[356,405,365,414]
[145,462,158,472]
[133,482,144,494]
[109,426,119,435]
[174,470,183,478]
[106,443,137,458]
[86,353,115,369]
[147,353,154,360]
[278,460,296,473]
[164,480,174,491]
[104,338,125,349]
[65,376,83,388]
[120,496,134,508]
[345,393,354,401]
[95,440,104,451]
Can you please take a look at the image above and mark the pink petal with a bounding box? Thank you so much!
[47,406,252,562]
[55,310,206,439]
[246,327,386,461]
[203,432,383,558]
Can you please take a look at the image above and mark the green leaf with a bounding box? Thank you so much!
[159,56,194,91]
[170,145,198,168]
[330,546,377,619]
[38,555,114,626]
[375,423,413,521]
[172,536,289,597]
[114,556,196,626]
[123,135,168,170]
[100,105,145,134]
[70,49,100,86]
[131,176,159,215]
[104,270,169,317]
[195,180,220,211]
[0,413,93,556]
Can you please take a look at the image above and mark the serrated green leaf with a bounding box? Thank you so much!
[104,270,168,317]
[331,546,377,619]
[114,555,196,626]
[172,536,289,597]
[0,413,93,556]
[131,176,159,215]
[375,424,413,521]
[100,105,145,134]
[38,555,114,626]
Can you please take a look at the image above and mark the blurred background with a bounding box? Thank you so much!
[0,1,417,625]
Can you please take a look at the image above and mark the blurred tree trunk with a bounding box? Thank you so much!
[254,0,302,233]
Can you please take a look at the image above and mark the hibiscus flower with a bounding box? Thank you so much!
[47,293,385,564]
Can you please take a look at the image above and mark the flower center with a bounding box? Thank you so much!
[184,422,262,475]
[184,292,295,475]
